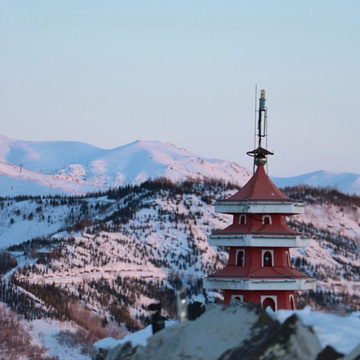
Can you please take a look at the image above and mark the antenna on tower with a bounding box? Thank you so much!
[247,89,274,170]
[253,85,257,173]
[254,85,257,149]
[264,98,269,172]
[257,89,266,148]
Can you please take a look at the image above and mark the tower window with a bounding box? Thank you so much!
[289,295,295,310]
[261,296,277,311]
[262,250,273,267]
[236,249,245,266]
[231,294,244,303]
[285,251,290,267]
[239,215,247,225]
[262,215,272,225]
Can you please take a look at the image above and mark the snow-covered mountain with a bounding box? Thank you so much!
[2,134,360,197]
[0,135,251,196]
[273,171,360,196]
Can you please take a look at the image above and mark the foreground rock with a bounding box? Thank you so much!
[94,303,325,360]
[219,312,322,360]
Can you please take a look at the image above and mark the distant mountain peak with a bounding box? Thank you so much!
[1,135,359,197]
[0,137,250,196]
[272,170,360,196]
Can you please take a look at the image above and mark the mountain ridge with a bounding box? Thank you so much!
[273,170,360,196]
[0,136,251,196]
[1,135,360,197]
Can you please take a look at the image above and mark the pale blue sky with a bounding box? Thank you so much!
[1,1,359,176]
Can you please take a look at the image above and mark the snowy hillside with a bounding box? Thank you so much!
[0,135,251,196]
[0,180,360,357]
[1,182,360,318]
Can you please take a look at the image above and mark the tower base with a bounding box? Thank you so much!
[224,289,297,310]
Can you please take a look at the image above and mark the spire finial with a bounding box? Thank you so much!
[247,89,273,167]
[257,89,266,148]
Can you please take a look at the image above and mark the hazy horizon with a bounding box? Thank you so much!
[1,1,359,177]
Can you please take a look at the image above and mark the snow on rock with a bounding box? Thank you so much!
[345,343,360,360]
[94,320,176,350]
[94,306,360,360]
[272,307,360,355]
[94,304,323,360]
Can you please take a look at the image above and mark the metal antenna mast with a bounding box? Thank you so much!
[257,89,266,148]
[253,85,258,173]
[247,89,273,170]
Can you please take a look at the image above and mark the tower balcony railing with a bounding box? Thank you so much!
[203,276,316,291]
[207,273,311,280]
[208,232,310,248]
[210,229,300,236]
[215,200,305,215]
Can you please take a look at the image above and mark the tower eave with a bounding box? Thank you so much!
[203,278,316,291]
[214,200,305,214]
[208,234,310,248]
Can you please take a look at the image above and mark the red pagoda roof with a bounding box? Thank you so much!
[226,164,290,202]
[214,217,298,235]
[208,265,307,280]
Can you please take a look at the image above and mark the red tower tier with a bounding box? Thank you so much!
[203,90,315,310]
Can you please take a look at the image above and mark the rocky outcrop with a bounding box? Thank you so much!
[316,346,344,360]
[94,303,324,360]
[220,312,322,360]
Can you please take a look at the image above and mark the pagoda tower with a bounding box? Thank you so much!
[203,90,315,310]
